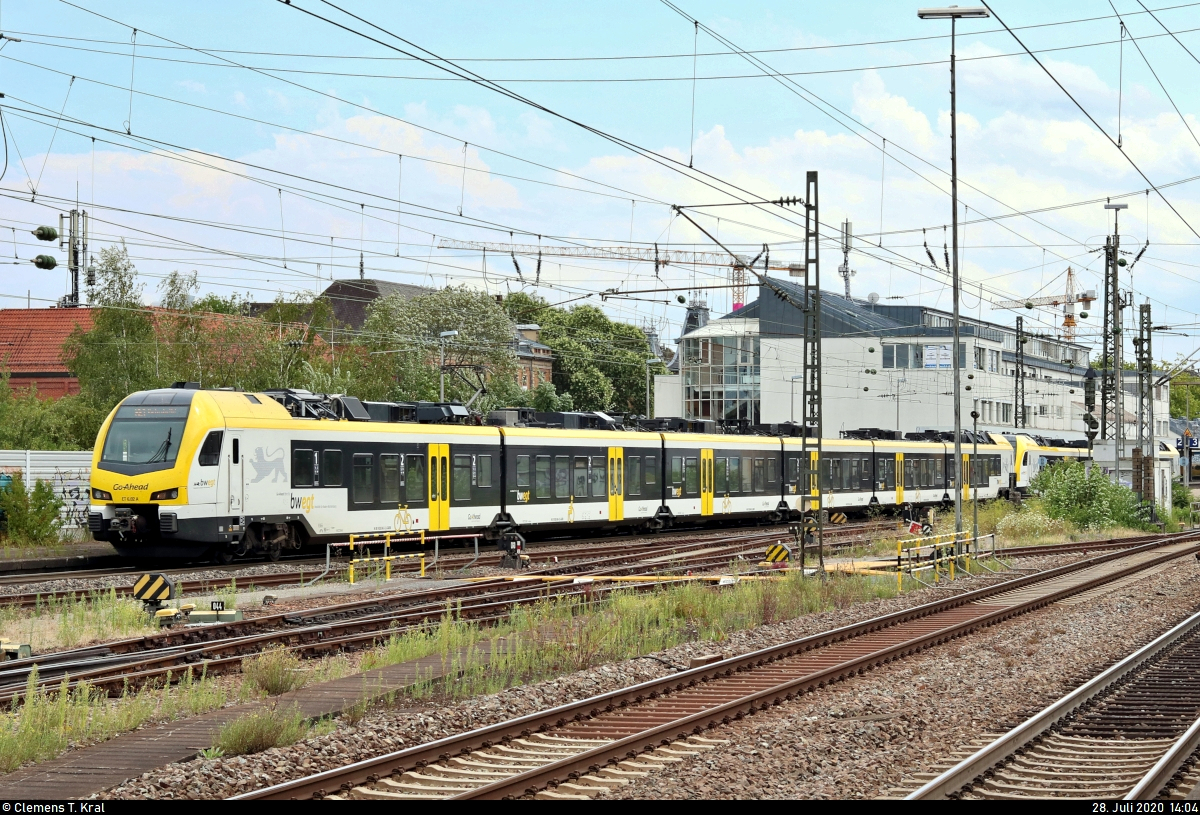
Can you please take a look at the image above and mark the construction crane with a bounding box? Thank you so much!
[437,238,785,310]
[990,267,1097,342]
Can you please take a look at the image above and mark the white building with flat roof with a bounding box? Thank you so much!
[655,280,1169,444]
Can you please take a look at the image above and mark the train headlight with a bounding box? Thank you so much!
[151,488,179,501]
[91,488,112,501]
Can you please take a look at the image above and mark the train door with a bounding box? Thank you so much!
[700,449,714,516]
[226,432,243,516]
[895,452,904,505]
[428,443,450,531]
[607,447,624,521]
[962,453,971,503]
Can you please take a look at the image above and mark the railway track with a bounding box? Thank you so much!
[232,531,1200,801]
[0,530,793,702]
[0,520,901,609]
[903,607,1200,800]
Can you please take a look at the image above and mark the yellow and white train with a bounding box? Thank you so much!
[87,385,1105,561]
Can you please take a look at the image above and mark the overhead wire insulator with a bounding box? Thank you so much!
[923,228,940,271]
[31,226,57,242]
[33,254,56,270]
[510,252,523,282]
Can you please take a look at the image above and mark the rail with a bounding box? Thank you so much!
[907,607,1200,800]
[234,532,1200,801]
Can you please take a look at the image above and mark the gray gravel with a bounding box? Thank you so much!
[99,556,1057,799]
[601,555,1200,799]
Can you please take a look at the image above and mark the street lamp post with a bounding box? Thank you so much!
[439,330,459,402]
[918,5,989,538]
[790,374,803,422]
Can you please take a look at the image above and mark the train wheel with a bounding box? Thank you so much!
[267,546,282,562]
[212,548,234,565]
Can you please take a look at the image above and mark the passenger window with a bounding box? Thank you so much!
[753,458,765,492]
[405,455,425,502]
[644,456,657,485]
[574,457,589,497]
[453,455,472,500]
[292,449,315,488]
[352,454,373,504]
[591,458,606,497]
[199,431,224,467]
[322,449,343,487]
[535,455,551,499]
[626,457,642,496]
[767,458,777,483]
[553,456,570,498]
[742,458,754,492]
[787,456,800,482]
[478,455,493,488]
[684,458,699,494]
[728,457,740,492]
[380,454,400,503]
[714,458,727,493]
[516,455,531,489]
[671,456,683,483]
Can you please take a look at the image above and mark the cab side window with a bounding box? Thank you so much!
[199,431,224,467]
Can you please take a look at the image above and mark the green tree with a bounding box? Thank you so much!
[1169,367,1200,420]
[62,242,157,411]
[360,285,516,405]
[0,374,94,450]
[502,291,665,414]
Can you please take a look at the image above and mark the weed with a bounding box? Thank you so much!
[364,573,898,703]
[0,664,226,772]
[199,747,225,760]
[214,579,238,612]
[241,647,307,697]
[213,705,309,756]
[343,695,371,726]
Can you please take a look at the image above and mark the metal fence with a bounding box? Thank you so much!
[0,450,93,528]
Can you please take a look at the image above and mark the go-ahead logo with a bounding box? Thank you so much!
[113,483,148,491]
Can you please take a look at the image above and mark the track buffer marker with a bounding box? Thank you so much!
[133,573,175,607]
[764,543,792,564]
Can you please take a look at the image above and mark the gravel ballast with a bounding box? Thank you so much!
[97,553,1087,799]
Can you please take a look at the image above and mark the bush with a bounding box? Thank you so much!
[1173,480,1192,511]
[996,508,1069,541]
[242,647,307,696]
[0,473,65,546]
[1030,460,1144,530]
[213,705,309,756]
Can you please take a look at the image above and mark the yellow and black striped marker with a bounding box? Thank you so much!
[764,543,792,563]
[803,516,818,531]
[132,573,175,603]
[830,512,848,525]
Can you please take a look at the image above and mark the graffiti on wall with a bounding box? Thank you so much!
[0,465,91,528]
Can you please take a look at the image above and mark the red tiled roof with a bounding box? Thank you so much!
[0,308,94,375]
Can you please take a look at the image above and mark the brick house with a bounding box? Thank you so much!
[0,308,94,399]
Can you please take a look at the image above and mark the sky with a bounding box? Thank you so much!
[2,0,1200,361]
